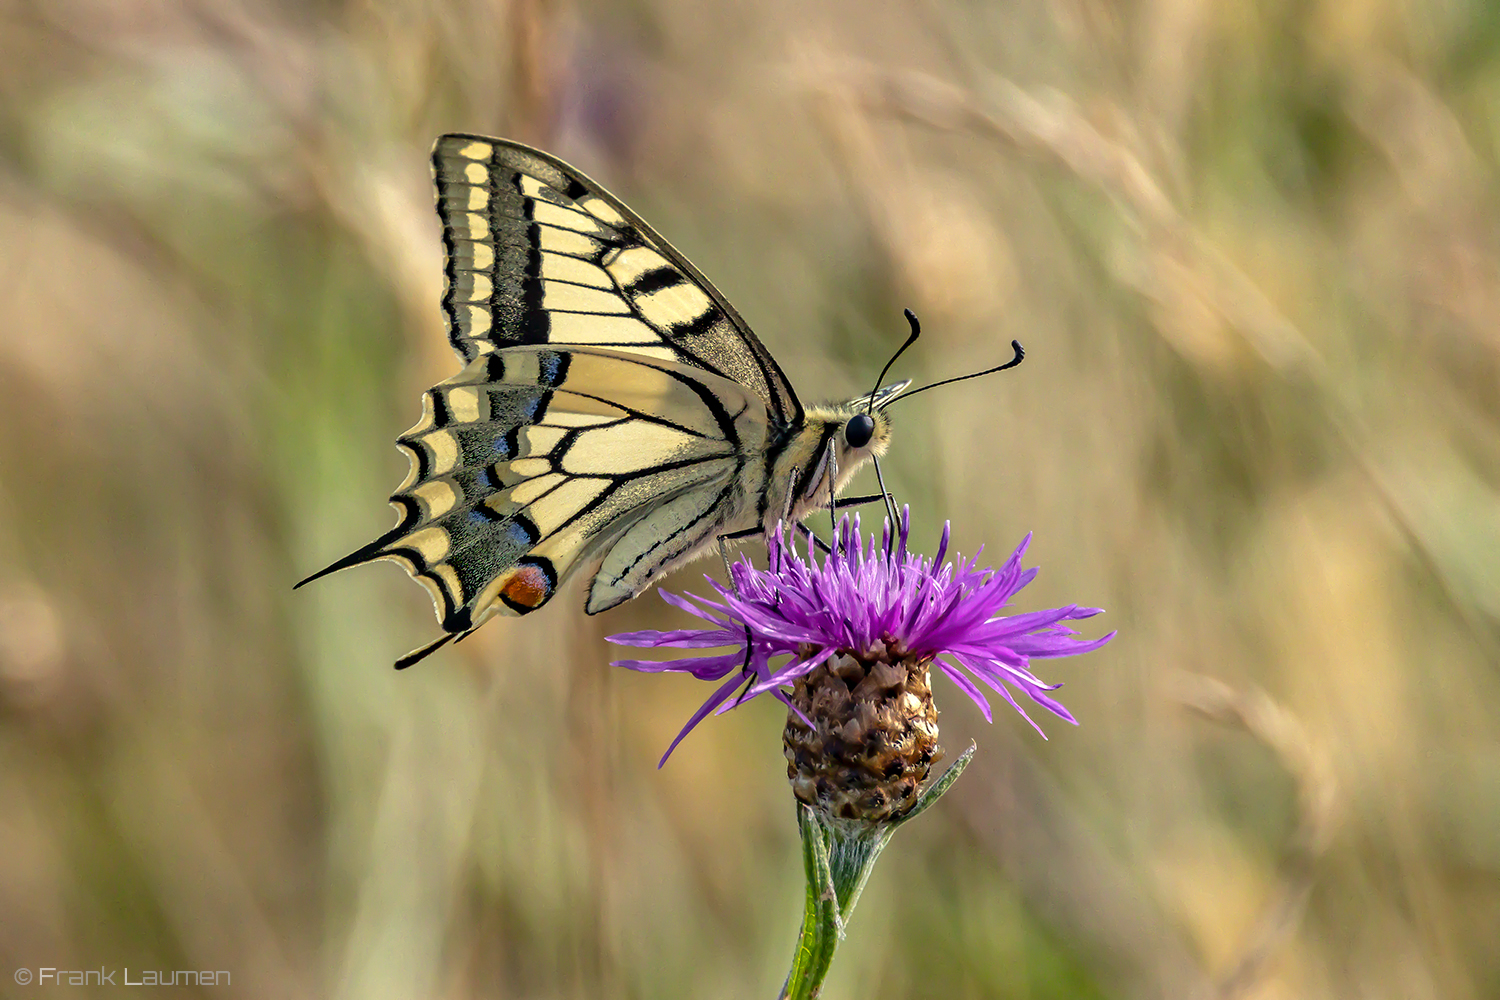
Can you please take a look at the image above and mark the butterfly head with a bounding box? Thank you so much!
[779,380,909,520]
[829,377,910,454]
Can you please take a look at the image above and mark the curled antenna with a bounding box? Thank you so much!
[866,308,923,414]
[884,340,1025,407]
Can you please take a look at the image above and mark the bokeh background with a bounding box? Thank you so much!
[3,1,1499,997]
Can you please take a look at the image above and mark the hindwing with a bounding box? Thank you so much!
[300,345,768,656]
[432,134,802,427]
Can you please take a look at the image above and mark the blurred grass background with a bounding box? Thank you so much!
[2,0,1499,997]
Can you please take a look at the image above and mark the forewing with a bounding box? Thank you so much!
[432,134,803,427]
[302,346,768,635]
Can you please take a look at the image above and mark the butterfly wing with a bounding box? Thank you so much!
[432,134,803,427]
[298,134,821,666]
[299,345,770,654]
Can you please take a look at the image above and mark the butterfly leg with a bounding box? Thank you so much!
[712,532,760,709]
[716,526,761,580]
[711,530,768,704]
[823,440,840,552]
[724,468,804,707]
[831,493,895,510]
[869,452,900,549]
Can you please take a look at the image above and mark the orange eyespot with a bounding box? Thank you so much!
[500,561,553,612]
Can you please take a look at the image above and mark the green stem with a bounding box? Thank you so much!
[777,743,976,999]
[778,806,843,1000]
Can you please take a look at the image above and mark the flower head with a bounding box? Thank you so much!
[609,509,1115,771]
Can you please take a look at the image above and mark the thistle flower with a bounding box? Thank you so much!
[611,509,1115,999]
[609,509,1115,822]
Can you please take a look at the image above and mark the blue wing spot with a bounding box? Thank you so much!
[522,393,550,423]
[537,351,569,387]
[506,516,541,546]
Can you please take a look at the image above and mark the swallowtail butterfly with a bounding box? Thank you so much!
[299,135,996,668]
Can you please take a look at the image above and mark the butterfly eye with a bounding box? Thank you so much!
[844,413,875,449]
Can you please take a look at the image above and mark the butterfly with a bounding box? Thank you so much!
[297,134,1021,668]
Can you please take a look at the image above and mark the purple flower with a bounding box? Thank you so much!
[609,509,1115,765]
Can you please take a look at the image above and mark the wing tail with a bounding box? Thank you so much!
[294,510,416,589]
[394,632,459,670]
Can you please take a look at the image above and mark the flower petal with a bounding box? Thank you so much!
[606,628,743,648]
[611,514,1112,754]
[612,649,747,680]
[657,671,750,767]
[773,686,815,730]
[955,656,1051,739]
[939,661,992,723]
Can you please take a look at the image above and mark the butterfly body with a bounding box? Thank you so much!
[299,135,904,665]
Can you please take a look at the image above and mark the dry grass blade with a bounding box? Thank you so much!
[800,57,1322,373]
[1171,672,1339,1000]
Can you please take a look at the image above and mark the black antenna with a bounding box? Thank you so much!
[866,309,923,413]
[884,340,1025,407]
